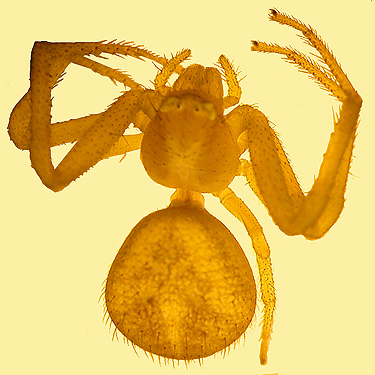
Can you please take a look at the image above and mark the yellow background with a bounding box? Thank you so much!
[1,1,374,374]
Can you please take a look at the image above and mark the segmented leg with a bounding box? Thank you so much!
[7,41,177,191]
[216,55,242,109]
[154,49,192,89]
[213,188,276,365]
[230,9,362,239]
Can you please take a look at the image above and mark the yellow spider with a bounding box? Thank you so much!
[8,9,362,366]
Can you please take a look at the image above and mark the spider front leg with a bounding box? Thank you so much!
[7,41,171,191]
[231,9,362,239]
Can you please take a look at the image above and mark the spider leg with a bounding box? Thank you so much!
[8,42,154,191]
[153,48,191,89]
[228,9,362,239]
[213,187,276,366]
[216,55,242,109]
[30,86,144,192]
[9,91,104,150]
[229,96,359,239]
[8,40,165,146]
[104,133,143,159]
[8,94,143,161]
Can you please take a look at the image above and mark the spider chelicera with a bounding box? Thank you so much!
[8,9,362,366]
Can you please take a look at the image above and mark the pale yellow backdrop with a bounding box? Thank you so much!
[1,1,374,375]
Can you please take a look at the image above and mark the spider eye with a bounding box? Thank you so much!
[201,102,216,120]
[160,96,217,121]
[193,101,217,120]
[160,97,183,112]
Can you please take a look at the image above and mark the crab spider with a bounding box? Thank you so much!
[8,9,362,366]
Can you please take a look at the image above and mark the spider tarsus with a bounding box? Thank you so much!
[269,8,278,17]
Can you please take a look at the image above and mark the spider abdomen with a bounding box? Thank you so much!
[105,203,256,360]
